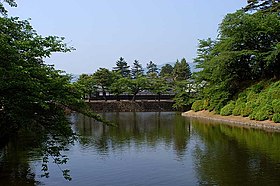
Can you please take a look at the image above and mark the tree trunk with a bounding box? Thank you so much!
[132,93,136,101]
[102,87,107,101]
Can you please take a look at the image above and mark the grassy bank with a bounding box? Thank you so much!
[191,80,280,123]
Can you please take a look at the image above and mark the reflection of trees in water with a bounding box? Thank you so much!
[191,119,280,185]
[0,136,41,186]
[75,112,191,159]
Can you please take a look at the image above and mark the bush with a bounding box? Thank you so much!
[249,111,257,120]
[272,113,280,123]
[232,103,245,116]
[251,83,264,93]
[255,111,269,121]
[254,105,273,121]
[247,92,258,102]
[192,100,204,112]
[241,102,255,117]
[272,99,280,113]
[203,99,209,110]
[220,102,235,116]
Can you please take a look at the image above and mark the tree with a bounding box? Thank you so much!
[173,80,195,110]
[92,68,113,101]
[113,57,130,78]
[0,1,112,180]
[173,58,192,81]
[109,72,129,101]
[0,16,115,180]
[159,64,174,78]
[245,0,280,12]
[148,76,169,102]
[126,77,148,101]
[0,0,17,15]
[146,61,158,76]
[192,10,280,112]
[131,60,144,79]
[74,74,96,101]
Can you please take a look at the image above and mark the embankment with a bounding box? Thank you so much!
[182,110,280,131]
[87,100,176,112]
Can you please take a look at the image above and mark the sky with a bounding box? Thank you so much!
[7,0,247,75]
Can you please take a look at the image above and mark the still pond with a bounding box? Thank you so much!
[1,112,280,185]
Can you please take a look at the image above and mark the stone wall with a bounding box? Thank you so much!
[87,100,177,112]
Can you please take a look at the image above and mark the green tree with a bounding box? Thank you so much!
[245,0,280,12]
[109,72,129,101]
[173,58,192,81]
[113,57,130,78]
[92,68,113,101]
[146,61,158,76]
[126,76,148,101]
[74,74,96,101]
[173,80,195,110]
[0,0,17,15]
[131,60,144,79]
[192,10,280,112]
[159,64,174,78]
[0,16,114,180]
[148,76,169,102]
[0,1,113,180]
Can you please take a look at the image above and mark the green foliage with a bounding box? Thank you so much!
[159,64,174,78]
[220,102,235,116]
[126,76,148,101]
[146,61,158,75]
[172,80,194,110]
[192,100,204,112]
[254,105,273,121]
[245,0,280,13]
[272,113,280,123]
[131,60,144,79]
[113,57,130,78]
[0,0,17,15]
[272,99,280,113]
[232,102,245,116]
[192,9,280,114]
[173,58,192,81]
[0,15,112,180]
[74,74,96,99]
[241,102,255,117]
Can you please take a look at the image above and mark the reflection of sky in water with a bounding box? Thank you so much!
[2,112,280,185]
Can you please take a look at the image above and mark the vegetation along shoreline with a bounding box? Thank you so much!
[182,110,280,132]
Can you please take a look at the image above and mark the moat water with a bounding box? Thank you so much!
[1,112,280,185]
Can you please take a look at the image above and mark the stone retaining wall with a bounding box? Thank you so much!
[87,100,177,112]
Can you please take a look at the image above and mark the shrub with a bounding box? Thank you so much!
[203,99,209,110]
[272,113,280,123]
[254,105,273,121]
[241,102,255,117]
[249,111,257,120]
[220,102,235,116]
[192,100,204,112]
[251,83,264,93]
[255,111,269,121]
[272,99,280,113]
[233,103,245,116]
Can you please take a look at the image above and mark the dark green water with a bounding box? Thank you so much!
[1,112,280,185]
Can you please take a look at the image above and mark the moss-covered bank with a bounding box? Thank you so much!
[191,80,280,123]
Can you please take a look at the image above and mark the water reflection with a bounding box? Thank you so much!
[191,118,280,185]
[2,112,280,185]
[74,112,191,160]
[0,136,40,186]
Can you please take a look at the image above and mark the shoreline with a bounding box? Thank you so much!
[182,110,280,132]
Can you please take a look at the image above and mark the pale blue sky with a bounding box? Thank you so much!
[8,0,246,74]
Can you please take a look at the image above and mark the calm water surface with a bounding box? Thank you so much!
[1,112,280,185]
